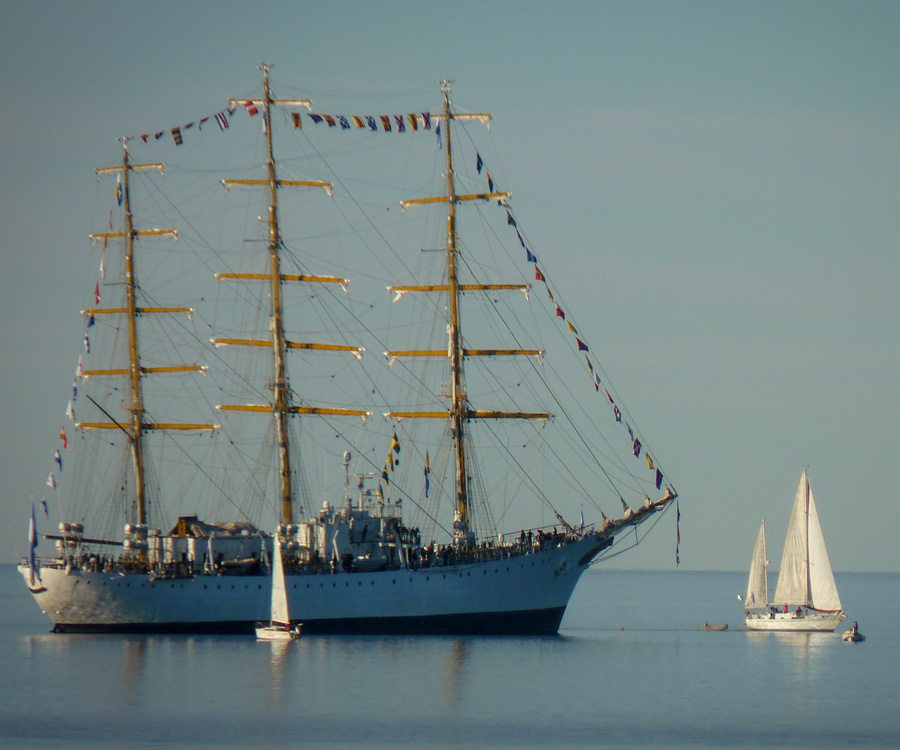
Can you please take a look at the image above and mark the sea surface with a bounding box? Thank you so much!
[1,565,897,749]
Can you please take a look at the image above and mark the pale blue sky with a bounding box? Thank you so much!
[1,1,898,571]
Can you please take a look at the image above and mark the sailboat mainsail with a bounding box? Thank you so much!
[772,470,842,612]
[744,520,768,610]
[269,536,289,629]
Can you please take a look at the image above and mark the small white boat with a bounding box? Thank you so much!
[256,534,301,641]
[743,469,845,632]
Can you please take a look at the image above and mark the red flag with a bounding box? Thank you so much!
[60,427,68,449]
[555,305,565,320]
[243,100,258,117]
[576,338,589,352]
[94,282,101,305]
[535,268,545,282]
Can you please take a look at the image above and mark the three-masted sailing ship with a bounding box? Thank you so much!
[20,66,677,634]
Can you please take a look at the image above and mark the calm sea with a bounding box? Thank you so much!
[1,565,897,749]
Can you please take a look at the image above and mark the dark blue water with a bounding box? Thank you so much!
[2,566,897,749]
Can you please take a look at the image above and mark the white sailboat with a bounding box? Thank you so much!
[256,534,301,641]
[743,469,845,632]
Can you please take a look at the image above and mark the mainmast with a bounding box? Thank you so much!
[215,63,369,525]
[386,82,550,544]
[441,81,470,531]
[260,62,294,526]
[83,141,213,527]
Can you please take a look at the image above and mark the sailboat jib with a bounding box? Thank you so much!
[20,66,680,635]
[804,483,842,612]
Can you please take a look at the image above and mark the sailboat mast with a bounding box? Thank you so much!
[803,469,811,607]
[762,519,768,605]
[121,141,148,525]
[440,81,470,534]
[259,63,295,526]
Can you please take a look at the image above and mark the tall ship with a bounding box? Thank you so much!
[20,65,678,634]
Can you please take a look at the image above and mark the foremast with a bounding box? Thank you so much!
[214,62,369,526]
[387,82,549,544]
[83,141,214,529]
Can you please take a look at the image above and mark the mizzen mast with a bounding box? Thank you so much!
[214,62,369,525]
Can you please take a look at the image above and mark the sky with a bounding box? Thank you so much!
[1,1,898,572]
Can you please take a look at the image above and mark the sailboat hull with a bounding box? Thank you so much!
[745,611,845,632]
[255,624,301,640]
[19,533,606,635]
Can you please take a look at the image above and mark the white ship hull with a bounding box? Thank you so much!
[20,533,609,635]
[745,611,845,632]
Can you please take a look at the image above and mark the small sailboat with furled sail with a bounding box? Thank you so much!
[743,469,844,632]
